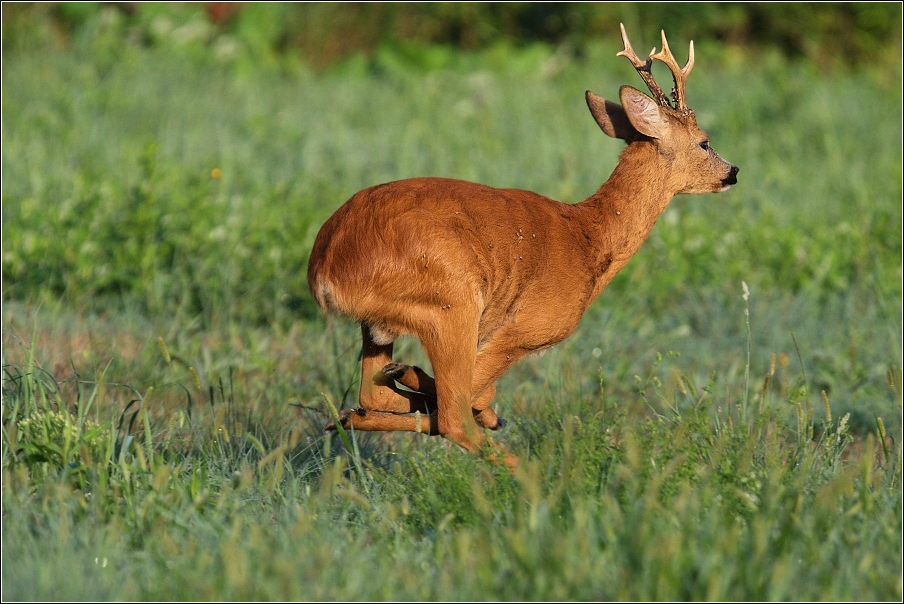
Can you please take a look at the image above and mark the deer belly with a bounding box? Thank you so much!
[477,287,586,354]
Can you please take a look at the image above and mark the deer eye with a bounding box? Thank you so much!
[699,140,710,151]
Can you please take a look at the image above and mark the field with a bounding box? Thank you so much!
[2,8,902,601]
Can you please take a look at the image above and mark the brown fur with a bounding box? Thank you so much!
[308,26,738,470]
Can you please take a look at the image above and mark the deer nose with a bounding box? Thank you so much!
[723,165,739,186]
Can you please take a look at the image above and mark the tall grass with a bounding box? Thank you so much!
[3,326,901,600]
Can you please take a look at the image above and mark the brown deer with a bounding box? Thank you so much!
[307,25,738,469]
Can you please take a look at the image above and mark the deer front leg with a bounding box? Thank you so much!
[471,384,505,430]
[419,317,518,471]
[420,320,485,452]
[468,338,533,431]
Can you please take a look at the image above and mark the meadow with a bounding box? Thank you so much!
[2,10,902,601]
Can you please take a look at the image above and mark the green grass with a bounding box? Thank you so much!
[3,330,901,600]
[2,30,902,601]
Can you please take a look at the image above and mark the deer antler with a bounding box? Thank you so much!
[651,29,694,110]
[616,23,670,107]
[617,24,694,111]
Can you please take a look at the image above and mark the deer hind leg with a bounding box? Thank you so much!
[354,323,435,414]
[325,323,435,433]
[354,323,408,413]
[327,405,438,435]
[383,362,437,398]
[382,362,507,429]
[381,326,533,432]
[365,325,529,438]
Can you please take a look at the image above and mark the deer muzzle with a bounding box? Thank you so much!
[721,165,739,191]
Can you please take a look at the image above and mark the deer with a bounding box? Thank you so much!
[307,25,738,470]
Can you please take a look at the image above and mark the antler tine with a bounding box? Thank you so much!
[616,23,670,107]
[650,29,695,110]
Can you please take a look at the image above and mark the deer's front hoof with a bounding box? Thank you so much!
[474,408,506,430]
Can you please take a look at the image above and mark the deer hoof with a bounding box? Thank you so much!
[325,408,364,431]
[382,362,409,380]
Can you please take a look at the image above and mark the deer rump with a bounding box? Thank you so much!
[306,25,738,470]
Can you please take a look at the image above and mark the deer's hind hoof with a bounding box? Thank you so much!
[324,407,366,431]
[382,362,409,380]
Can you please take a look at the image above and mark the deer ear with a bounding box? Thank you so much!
[586,90,637,140]
[619,86,668,139]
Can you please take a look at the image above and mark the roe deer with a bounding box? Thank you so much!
[307,25,738,469]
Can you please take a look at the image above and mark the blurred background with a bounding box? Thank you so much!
[3,2,901,69]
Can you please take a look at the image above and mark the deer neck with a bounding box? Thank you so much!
[577,141,678,299]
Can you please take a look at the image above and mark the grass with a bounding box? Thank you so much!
[3,328,901,600]
[2,31,902,601]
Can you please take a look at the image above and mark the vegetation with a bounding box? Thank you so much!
[3,2,901,68]
[2,3,901,600]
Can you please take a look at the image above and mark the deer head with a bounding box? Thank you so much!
[585,24,739,195]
